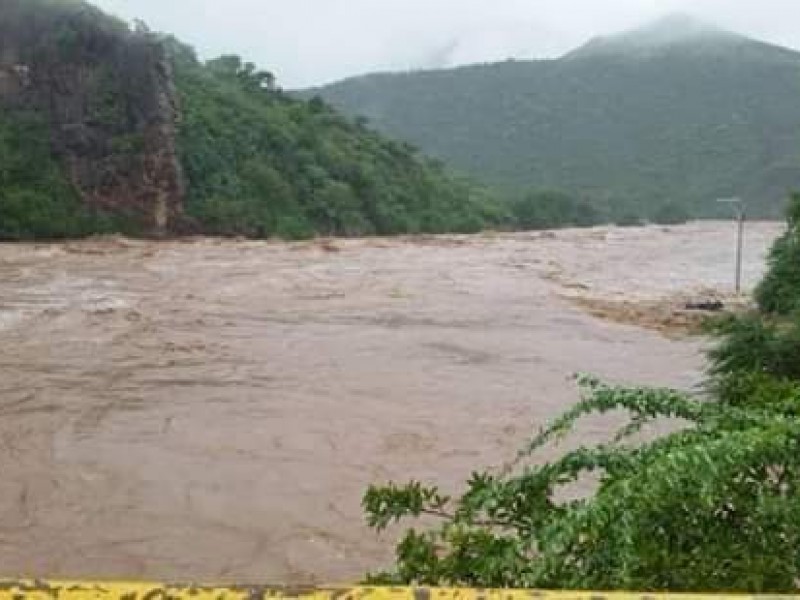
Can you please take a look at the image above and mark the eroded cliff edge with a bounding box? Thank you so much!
[0,0,185,234]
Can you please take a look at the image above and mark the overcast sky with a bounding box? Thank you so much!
[93,0,800,88]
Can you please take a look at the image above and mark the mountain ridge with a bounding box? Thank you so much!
[307,16,800,218]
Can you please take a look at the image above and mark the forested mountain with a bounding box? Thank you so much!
[0,0,501,239]
[308,15,800,218]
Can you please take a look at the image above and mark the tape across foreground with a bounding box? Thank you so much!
[0,583,791,600]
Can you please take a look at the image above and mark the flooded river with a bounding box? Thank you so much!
[0,222,783,583]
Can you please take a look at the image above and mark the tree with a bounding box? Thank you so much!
[206,54,243,77]
[755,193,800,315]
[132,19,150,35]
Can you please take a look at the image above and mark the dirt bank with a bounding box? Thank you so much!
[0,222,782,583]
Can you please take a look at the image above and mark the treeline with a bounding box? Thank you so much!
[509,190,691,230]
[364,194,800,591]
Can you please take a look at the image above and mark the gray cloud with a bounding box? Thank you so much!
[93,0,800,88]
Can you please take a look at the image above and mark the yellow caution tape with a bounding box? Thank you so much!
[0,583,780,600]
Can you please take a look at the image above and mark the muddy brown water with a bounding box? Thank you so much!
[0,222,783,583]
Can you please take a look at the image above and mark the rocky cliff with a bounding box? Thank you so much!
[0,0,185,234]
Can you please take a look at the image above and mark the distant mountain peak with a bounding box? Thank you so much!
[566,13,743,59]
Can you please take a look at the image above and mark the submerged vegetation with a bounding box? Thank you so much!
[363,194,800,592]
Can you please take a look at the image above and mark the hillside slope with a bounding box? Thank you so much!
[309,16,800,218]
[0,0,500,239]
[170,48,500,237]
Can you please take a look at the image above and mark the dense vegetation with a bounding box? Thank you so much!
[363,195,800,591]
[0,111,113,240]
[509,191,602,230]
[0,0,129,239]
[508,191,689,229]
[755,193,800,314]
[168,46,505,238]
[311,18,800,219]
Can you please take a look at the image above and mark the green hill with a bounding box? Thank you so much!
[308,15,800,219]
[171,51,502,238]
[0,0,501,239]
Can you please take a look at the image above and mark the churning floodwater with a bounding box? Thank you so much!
[0,222,783,583]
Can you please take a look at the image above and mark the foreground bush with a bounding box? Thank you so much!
[364,377,800,591]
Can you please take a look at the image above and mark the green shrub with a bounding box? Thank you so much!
[364,377,800,591]
[755,193,800,315]
[713,370,800,411]
[708,312,800,382]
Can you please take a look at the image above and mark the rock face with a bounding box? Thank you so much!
[0,0,186,234]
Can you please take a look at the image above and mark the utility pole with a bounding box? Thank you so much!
[717,198,745,294]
